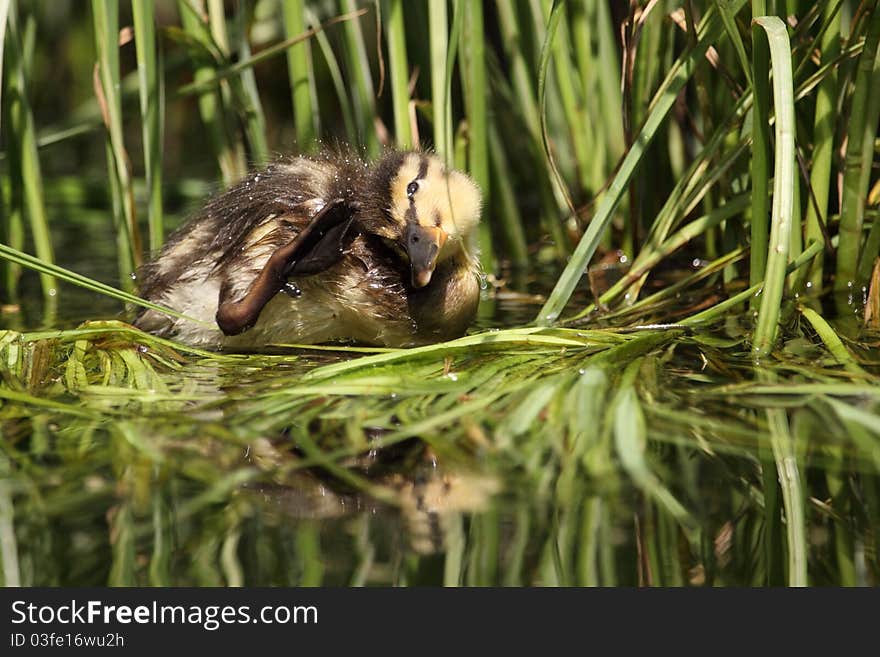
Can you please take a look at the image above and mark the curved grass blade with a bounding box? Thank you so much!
[799,306,868,376]
[751,16,796,358]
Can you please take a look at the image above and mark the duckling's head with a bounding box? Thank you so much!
[366,152,481,288]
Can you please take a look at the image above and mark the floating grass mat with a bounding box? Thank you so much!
[1,318,878,586]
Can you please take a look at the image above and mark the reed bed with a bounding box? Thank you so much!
[0,1,879,586]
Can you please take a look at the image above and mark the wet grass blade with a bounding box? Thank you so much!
[751,16,796,358]
[132,0,164,253]
[799,306,867,375]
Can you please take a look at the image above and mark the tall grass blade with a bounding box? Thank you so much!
[342,0,379,156]
[132,0,164,252]
[750,1,771,303]
[307,7,357,146]
[429,0,451,160]
[462,0,493,273]
[283,0,318,152]
[179,0,245,183]
[751,16,796,358]
[0,0,9,124]
[92,0,142,281]
[383,0,412,148]
[803,1,841,292]
[837,5,880,292]
[231,2,269,165]
[4,3,56,304]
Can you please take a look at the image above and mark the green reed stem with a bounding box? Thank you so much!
[132,0,164,252]
[538,0,575,218]
[0,0,10,123]
[837,4,880,292]
[594,0,624,161]
[342,0,379,155]
[803,1,841,291]
[495,0,567,253]
[462,0,494,273]
[761,370,808,587]
[283,0,317,151]
[383,0,412,148]
[569,0,603,194]
[550,2,592,196]
[489,124,529,270]
[178,0,243,184]
[232,3,269,165]
[307,7,357,145]
[429,0,451,160]
[750,1,771,305]
[93,0,142,279]
[4,4,56,302]
[751,17,796,359]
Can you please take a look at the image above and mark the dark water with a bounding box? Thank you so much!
[2,218,878,588]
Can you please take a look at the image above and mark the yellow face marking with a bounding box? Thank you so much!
[388,154,482,263]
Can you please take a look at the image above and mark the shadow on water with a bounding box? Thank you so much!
[1,230,879,587]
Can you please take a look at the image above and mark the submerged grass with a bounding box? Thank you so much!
[1,309,879,585]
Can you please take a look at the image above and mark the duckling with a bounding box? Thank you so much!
[134,149,482,349]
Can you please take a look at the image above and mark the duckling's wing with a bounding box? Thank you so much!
[216,198,356,336]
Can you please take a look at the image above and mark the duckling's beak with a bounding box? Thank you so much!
[405,224,448,288]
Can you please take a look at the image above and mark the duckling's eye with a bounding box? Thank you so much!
[406,181,419,198]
